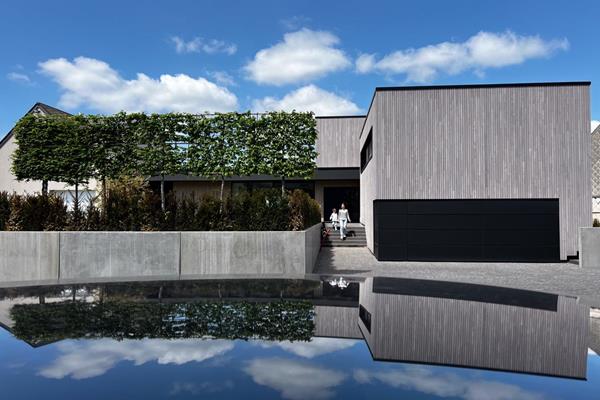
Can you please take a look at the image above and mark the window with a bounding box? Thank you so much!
[360,128,373,172]
[359,304,371,333]
[51,190,96,211]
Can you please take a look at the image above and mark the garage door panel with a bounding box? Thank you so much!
[407,200,483,214]
[483,246,559,261]
[377,215,408,229]
[408,230,482,245]
[373,199,559,262]
[484,230,559,246]
[484,214,558,230]
[377,229,409,245]
[376,201,408,215]
[377,245,406,261]
[479,199,559,214]
[407,214,483,230]
[408,245,484,261]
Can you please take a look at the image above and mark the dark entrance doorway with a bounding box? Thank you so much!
[324,187,360,221]
[373,199,560,262]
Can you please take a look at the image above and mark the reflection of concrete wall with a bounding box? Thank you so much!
[358,277,589,379]
[0,225,321,285]
[580,228,600,268]
[0,232,59,283]
[314,305,361,339]
[181,224,321,276]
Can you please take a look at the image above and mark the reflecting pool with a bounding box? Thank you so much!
[0,278,598,399]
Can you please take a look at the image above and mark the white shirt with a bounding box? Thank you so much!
[330,212,338,222]
[338,209,349,220]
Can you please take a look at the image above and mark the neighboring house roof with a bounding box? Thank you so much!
[593,124,600,197]
[0,102,70,149]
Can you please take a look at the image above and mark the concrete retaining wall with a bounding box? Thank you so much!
[0,232,59,283]
[60,232,180,281]
[0,224,321,285]
[580,228,600,268]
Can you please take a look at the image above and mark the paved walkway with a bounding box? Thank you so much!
[315,247,600,306]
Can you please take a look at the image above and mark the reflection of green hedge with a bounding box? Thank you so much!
[11,300,314,345]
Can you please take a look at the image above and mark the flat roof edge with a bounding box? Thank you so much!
[375,81,591,92]
[315,115,366,119]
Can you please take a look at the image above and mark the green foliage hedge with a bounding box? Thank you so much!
[0,186,321,231]
[11,300,315,344]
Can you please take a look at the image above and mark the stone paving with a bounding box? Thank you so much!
[315,247,600,306]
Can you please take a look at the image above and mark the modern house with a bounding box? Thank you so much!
[0,81,592,262]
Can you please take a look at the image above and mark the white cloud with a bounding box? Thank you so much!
[252,84,361,116]
[7,72,31,84]
[171,36,237,55]
[354,366,544,400]
[209,70,236,86]
[244,358,345,400]
[356,31,569,83]
[256,337,359,358]
[39,339,234,380]
[280,16,312,31]
[592,120,600,133]
[245,28,351,85]
[38,56,238,113]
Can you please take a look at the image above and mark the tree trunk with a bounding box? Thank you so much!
[281,176,285,196]
[160,174,166,212]
[220,175,225,202]
[101,176,107,216]
[74,182,80,226]
[219,175,225,213]
[42,180,48,196]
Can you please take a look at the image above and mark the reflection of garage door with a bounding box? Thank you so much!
[373,199,559,262]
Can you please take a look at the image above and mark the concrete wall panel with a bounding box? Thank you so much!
[59,232,180,280]
[580,228,600,268]
[0,232,59,283]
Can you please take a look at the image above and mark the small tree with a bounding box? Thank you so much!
[11,114,66,195]
[54,114,95,221]
[133,113,184,211]
[87,113,135,213]
[257,111,318,194]
[202,113,253,201]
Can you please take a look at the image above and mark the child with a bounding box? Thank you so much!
[329,208,339,230]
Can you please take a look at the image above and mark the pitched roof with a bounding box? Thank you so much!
[0,102,70,149]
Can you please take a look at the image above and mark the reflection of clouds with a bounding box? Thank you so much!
[257,337,359,358]
[169,380,234,395]
[39,339,234,380]
[354,366,544,400]
[244,357,345,400]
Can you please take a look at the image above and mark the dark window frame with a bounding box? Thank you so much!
[360,128,373,172]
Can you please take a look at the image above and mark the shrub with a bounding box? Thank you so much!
[594,218,600,228]
[0,185,323,232]
[288,189,321,231]
[0,192,10,231]
[7,193,67,231]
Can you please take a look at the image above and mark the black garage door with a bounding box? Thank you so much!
[373,199,559,262]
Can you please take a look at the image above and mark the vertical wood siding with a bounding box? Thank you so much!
[314,305,362,339]
[316,117,365,168]
[358,278,589,378]
[363,85,591,259]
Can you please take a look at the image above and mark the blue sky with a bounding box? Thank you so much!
[1,0,599,136]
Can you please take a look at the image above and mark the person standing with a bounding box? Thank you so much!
[338,203,351,239]
[329,208,339,230]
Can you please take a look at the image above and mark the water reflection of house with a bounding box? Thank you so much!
[358,277,589,379]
